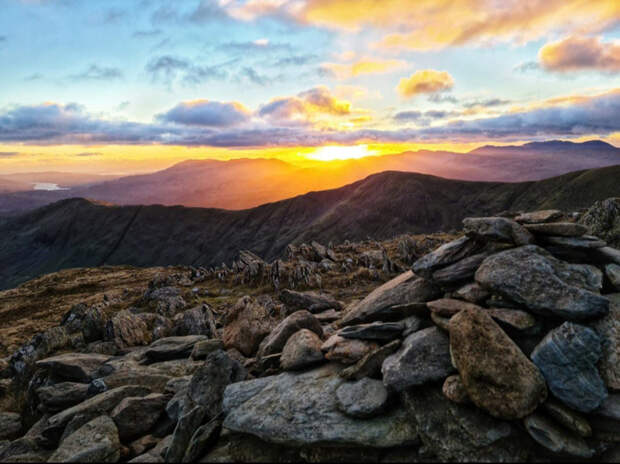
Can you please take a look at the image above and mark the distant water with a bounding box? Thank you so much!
[32,183,70,191]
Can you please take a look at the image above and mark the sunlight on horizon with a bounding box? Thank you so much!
[305,145,378,162]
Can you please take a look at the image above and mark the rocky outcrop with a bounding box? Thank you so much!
[48,415,120,463]
[222,296,276,357]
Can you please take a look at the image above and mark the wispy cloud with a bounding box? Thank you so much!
[145,55,227,86]
[68,64,123,81]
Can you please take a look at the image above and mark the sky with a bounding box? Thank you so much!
[0,0,619,174]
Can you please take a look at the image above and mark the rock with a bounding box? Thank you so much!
[129,434,172,463]
[524,222,588,236]
[515,210,563,224]
[0,413,21,440]
[340,339,401,381]
[137,313,174,342]
[314,309,341,323]
[486,307,537,331]
[597,246,620,265]
[463,216,534,245]
[606,264,620,290]
[36,353,110,383]
[427,298,480,317]
[382,327,454,391]
[183,419,221,463]
[412,236,485,279]
[335,378,388,418]
[61,303,107,343]
[591,294,620,390]
[0,437,49,462]
[431,253,490,286]
[403,387,528,461]
[430,312,451,331]
[475,245,609,320]
[454,282,490,303]
[539,234,607,249]
[190,339,224,360]
[542,399,592,438]
[450,308,547,419]
[222,296,275,357]
[98,368,172,393]
[111,393,168,441]
[143,286,186,318]
[531,322,607,413]
[339,271,440,326]
[279,289,341,313]
[401,315,424,336]
[223,364,418,447]
[142,335,208,363]
[338,321,404,341]
[524,413,593,458]
[36,382,90,412]
[256,310,322,360]
[105,310,151,348]
[321,335,378,364]
[49,415,120,463]
[280,329,324,371]
[442,375,469,404]
[591,393,620,432]
[127,435,159,459]
[172,304,214,337]
[578,197,620,248]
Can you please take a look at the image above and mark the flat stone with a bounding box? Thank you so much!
[590,294,620,390]
[531,322,607,413]
[142,335,208,363]
[222,365,418,448]
[412,236,485,279]
[340,339,401,381]
[463,216,534,245]
[442,375,469,404]
[183,419,221,463]
[524,222,588,237]
[539,235,607,248]
[48,415,120,463]
[430,312,451,331]
[338,271,440,326]
[321,335,378,365]
[431,253,490,286]
[105,310,152,348]
[454,282,490,303]
[172,304,214,337]
[314,309,341,323]
[279,289,342,313]
[486,307,537,331]
[515,210,563,224]
[524,413,593,458]
[338,321,403,341]
[36,382,90,412]
[36,353,110,383]
[190,339,224,360]
[606,264,620,290]
[111,393,168,441]
[597,246,620,265]
[0,413,21,440]
[97,367,172,393]
[382,327,454,391]
[335,378,388,418]
[542,399,592,438]
[280,329,324,371]
[427,298,481,317]
[256,310,323,360]
[475,245,609,320]
[450,307,547,420]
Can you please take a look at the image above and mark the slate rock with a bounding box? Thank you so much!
[0,413,21,440]
[454,282,490,303]
[450,307,547,419]
[338,321,404,341]
[431,253,490,286]
[36,352,110,383]
[463,216,534,245]
[182,419,221,463]
[335,378,388,418]
[190,339,224,360]
[172,304,214,337]
[280,329,324,371]
[105,310,151,348]
[542,399,592,438]
[142,335,208,363]
[531,322,607,413]
[606,264,620,291]
[524,413,593,458]
[539,235,607,249]
[61,303,107,343]
[279,289,342,313]
[578,197,620,248]
[382,327,454,391]
[111,393,168,441]
[524,222,588,237]
[321,335,378,365]
[486,307,537,331]
[36,382,90,412]
[256,310,323,360]
[515,210,563,224]
[48,415,120,463]
[427,298,480,317]
[340,339,401,381]
[590,293,620,390]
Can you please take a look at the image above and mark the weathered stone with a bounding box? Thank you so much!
[36,353,110,383]
[321,335,378,364]
[339,271,440,326]
[61,303,107,343]
[430,312,451,331]
[524,413,593,458]
[539,234,607,249]
[340,339,401,381]
[442,375,469,404]
[401,315,424,336]
[223,364,418,447]
[222,296,274,357]
[454,282,490,303]
[105,310,151,348]
[143,286,186,318]
[148,358,202,378]
[486,307,537,331]
[382,327,454,391]
[256,310,322,360]
[579,197,620,248]
[427,298,481,317]
[515,210,563,224]
[49,415,120,463]
[279,289,342,313]
[0,413,21,440]
[531,322,608,413]
[463,216,534,245]
[111,393,168,441]
[182,419,221,463]
[412,236,485,279]
[98,368,172,393]
[591,294,620,390]
[190,339,224,360]
[542,399,592,438]
[36,382,90,412]
[142,335,208,363]
[128,434,172,463]
[597,246,620,265]
[335,378,388,418]
[606,264,620,290]
[476,245,609,320]
[338,321,403,341]
[450,308,547,419]
[590,393,620,433]
[314,309,341,323]
[127,435,159,460]
[524,222,588,237]
[280,329,324,371]
[165,406,205,463]
[432,253,490,285]
[172,304,214,337]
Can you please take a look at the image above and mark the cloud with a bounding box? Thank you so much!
[75,152,102,157]
[320,58,407,79]
[217,40,291,53]
[240,67,270,85]
[188,0,228,22]
[132,29,163,38]
[145,55,227,86]
[273,54,318,66]
[539,36,620,73]
[397,70,454,98]
[0,152,20,157]
[514,61,540,73]
[462,98,511,109]
[158,100,251,127]
[69,65,123,81]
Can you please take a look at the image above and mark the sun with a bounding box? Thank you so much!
[306,145,377,162]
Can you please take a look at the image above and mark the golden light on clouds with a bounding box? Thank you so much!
[397,70,454,98]
[320,58,407,79]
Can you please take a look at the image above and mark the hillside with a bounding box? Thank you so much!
[1,165,619,290]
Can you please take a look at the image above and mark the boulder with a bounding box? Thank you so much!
[475,245,608,320]
[578,197,620,248]
[48,415,120,463]
[222,296,274,357]
[36,353,110,383]
[222,364,418,448]
[524,413,593,458]
[61,303,107,343]
[36,382,90,412]
[314,309,341,323]
[463,216,534,245]
[590,294,620,390]
[340,339,401,381]
[606,264,620,290]
[280,329,324,371]
[111,393,168,441]
[539,235,607,249]
[172,305,212,337]
[531,322,607,413]
[97,368,172,393]
[321,335,378,364]
[279,289,342,313]
[442,375,469,404]
[449,308,547,419]
[335,378,388,418]
[431,253,490,286]
[256,310,322,360]
[182,419,221,463]
[104,310,151,348]
[412,236,485,279]
[338,321,404,341]
[143,286,186,318]
[339,271,439,326]
[524,222,588,237]
[142,335,208,363]
[486,307,537,331]
[427,298,480,317]
[454,282,489,303]
[190,339,224,360]
[515,210,563,224]
[0,412,21,440]
[382,327,454,391]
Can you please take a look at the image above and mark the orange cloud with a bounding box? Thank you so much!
[397,70,454,98]
[539,36,620,72]
[320,58,407,79]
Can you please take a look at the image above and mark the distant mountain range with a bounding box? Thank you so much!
[0,140,618,215]
[1,164,619,290]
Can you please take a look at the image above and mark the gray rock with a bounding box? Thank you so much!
[340,339,401,381]
[382,327,454,391]
[279,289,342,313]
[542,399,591,438]
[48,415,120,463]
[338,321,404,341]
[172,304,214,337]
[256,310,323,360]
[486,307,537,331]
[321,335,378,365]
[36,382,90,412]
[590,294,620,390]
[463,216,534,245]
[335,378,388,419]
[597,246,620,265]
[0,413,21,440]
[412,236,485,278]
[182,419,221,463]
[339,271,440,326]
[280,329,324,371]
[223,364,418,447]
[190,339,224,360]
[475,245,609,320]
[165,406,206,463]
[314,309,341,323]
[142,335,208,363]
[515,210,563,224]
[431,253,490,286]
[427,298,481,317]
[524,222,588,236]
[606,264,620,290]
[36,353,110,383]
[61,303,107,343]
[578,197,620,248]
[531,322,607,412]
[524,413,593,458]
[539,234,607,249]
[98,367,171,393]
[111,393,168,441]
[222,296,275,357]
[104,310,152,348]
[454,282,490,303]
